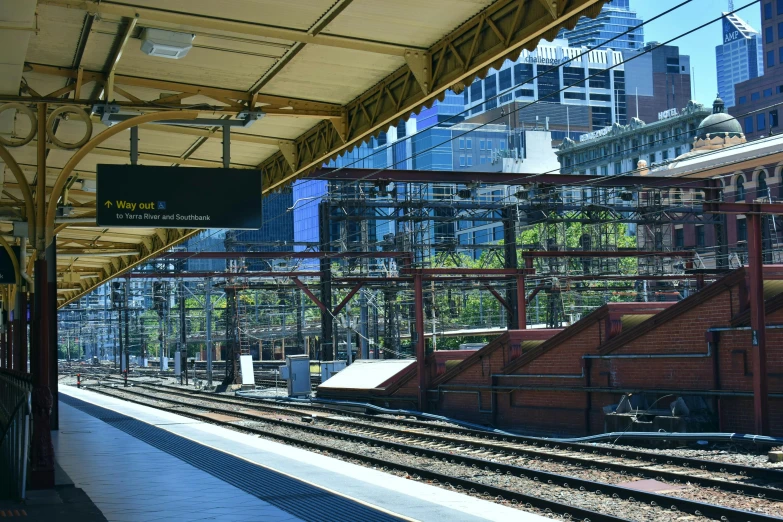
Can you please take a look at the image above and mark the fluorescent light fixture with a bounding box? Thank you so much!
[140,28,195,59]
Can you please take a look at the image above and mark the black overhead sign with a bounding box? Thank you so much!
[0,246,20,285]
[96,165,262,229]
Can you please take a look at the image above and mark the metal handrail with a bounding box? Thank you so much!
[0,370,33,500]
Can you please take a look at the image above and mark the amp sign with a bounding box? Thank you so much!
[723,18,741,44]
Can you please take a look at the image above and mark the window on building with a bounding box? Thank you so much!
[466,156,473,167]
[769,50,776,68]
[513,63,533,86]
[590,93,612,102]
[779,0,783,14]
[779,21,783,38]
[649,153,656,165]
[675,228,684,248]
[484,74,497,110]
[563,66,585,87]
[614,162,622,174]
[744,116,754,133]
[538,67,561,101]
[771,109,779,127]
[564,92,586,100]
[765,88,774,97]
[480,156,486,165]
[675,146,682,157]
[499,68,512,92]
[632,157,639,169]
[600,165,608,175]
[666,57,680,74]
[588,68,610,89]
[499,141,505,150]
[767,26,774,44]
[459,138,465,149]
[739,96,747,105]
[765,2,773,20]
[591,107,612,129]
[758,112,767,130]
[469,80,482,103]
[752,91,761,101]
[737,218,747,242]
[396,120,406,138]
[736,175,746,202]
[647,134,654,146]
[662,149,669,161]
[493,226,504,242]
[479,140,485,150]
[696,225,705,248]
[466,138,472,148]
[459,155,466,167]
[515,88,534,98]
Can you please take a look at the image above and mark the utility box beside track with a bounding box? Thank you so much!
[282,355,311,397]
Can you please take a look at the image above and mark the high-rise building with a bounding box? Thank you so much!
[224,191,294,270]
[558,0,644,51]
[715,11,763,109]
[464,39,627,139]
[623,43,692,124]
[729,0,783,140]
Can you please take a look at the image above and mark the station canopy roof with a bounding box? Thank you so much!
[0,0,607,306]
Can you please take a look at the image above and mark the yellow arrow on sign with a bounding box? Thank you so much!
[104,200,112,208]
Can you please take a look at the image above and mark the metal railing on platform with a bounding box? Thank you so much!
[0,370,32,500]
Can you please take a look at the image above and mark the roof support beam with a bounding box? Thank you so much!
[23,63,342,112]
[39,0,414,56]
[104,16,137,102]
[248,0,354,95]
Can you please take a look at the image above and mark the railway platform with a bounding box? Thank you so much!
[53,385,546,522]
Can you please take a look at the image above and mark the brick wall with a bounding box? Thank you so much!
[430,268,783,436]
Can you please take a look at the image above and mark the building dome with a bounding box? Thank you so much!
[695,95,742,140]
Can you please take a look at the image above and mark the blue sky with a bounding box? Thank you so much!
[632,0,762,105]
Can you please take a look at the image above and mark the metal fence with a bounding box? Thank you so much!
[0,370,32,500]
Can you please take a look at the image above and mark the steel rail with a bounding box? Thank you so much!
[129,379,783,483]
[90,385,783,522]
[86,385,626,522]
[119,381,783,500]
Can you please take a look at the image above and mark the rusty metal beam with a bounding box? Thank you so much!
[309,168,714,188]
[291,277,327,313]
[331,282,363,316]
[483,283,511,311]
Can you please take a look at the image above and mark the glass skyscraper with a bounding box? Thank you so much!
[716,11,762,109]
[558,0,643,51]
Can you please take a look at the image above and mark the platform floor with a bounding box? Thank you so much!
[57,386,546,522]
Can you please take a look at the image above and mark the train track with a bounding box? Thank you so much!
[82,382,783,521]
[113,378,783,484]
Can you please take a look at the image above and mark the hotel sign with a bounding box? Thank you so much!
[658,108,678,121]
